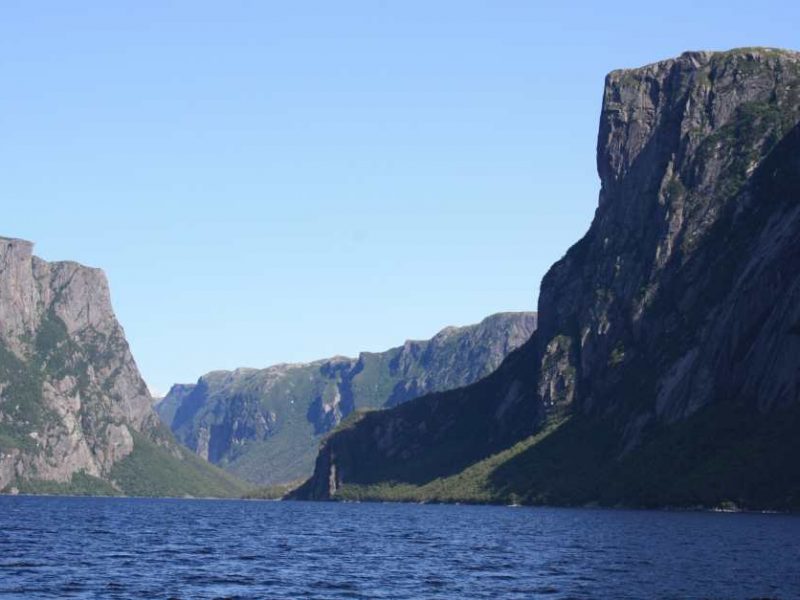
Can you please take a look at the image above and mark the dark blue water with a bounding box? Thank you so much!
[0,496,798,599]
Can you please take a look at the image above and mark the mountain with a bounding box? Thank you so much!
[0,238,247,497]
[294,48,800,511]
[156,312,537,485]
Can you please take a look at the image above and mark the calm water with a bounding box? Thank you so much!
[0,496,797,599]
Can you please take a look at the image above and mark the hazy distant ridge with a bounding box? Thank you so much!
[157,312,537,485]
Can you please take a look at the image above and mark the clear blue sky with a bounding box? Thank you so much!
[2,1,797,393]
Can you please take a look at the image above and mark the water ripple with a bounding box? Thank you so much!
[0,496,798,599]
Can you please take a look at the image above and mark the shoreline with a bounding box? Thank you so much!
[1,490,796,516]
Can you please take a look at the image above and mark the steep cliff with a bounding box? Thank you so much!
[157,312,537,485]
[0,238,246,497]
[537,47,800,427]
[294,48,800,510]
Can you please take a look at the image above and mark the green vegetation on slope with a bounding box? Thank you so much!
[218,364,330,483]
[225,434,319,486]
[291,337,540,501]
[242,480,304,500]
[109,429,250,498]
[1,310,247,499]
[10,471,122,497]
[329,401,800,511]
[331,420,566,504]
[0,337,50,450]
[164,313,537,486]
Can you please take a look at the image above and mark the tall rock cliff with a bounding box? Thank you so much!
[0,238,245,497]
[295,48,800,510]
[157,312,537,485]
[537,48,800,428]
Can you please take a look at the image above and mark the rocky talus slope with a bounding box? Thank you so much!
[294,48,800,510]
[0,238,246,497]
[157,312,537,485]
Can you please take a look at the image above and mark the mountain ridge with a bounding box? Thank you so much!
[293,47,800,510]
[157,311,537,485]
[0,237,247,497]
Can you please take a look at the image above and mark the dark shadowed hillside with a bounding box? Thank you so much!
[294,48,800,511]
[157,312,537,484]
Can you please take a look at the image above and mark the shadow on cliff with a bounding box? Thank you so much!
[486,401,800,510]
[311,334,542,489]
[488,119,800,510]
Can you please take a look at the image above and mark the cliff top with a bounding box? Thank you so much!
[0,235,33,246]
[0,235,106,274]
[0,236,34,258]
[172,311,537,388]
[608,47,799,78]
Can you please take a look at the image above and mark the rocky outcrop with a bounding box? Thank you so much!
[536,47,800,428]
[152,384,192,429]
[294,48,800,510]
[294,335,541,501]
[158,312,537,485]
[0,238,245,496]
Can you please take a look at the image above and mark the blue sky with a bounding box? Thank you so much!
[2,1,798,393]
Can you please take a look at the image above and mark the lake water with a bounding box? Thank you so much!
[0,496,797,599]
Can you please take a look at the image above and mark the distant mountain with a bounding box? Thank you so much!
[0,238,247,497]
[156,312,537,485]
[294,48,800,511]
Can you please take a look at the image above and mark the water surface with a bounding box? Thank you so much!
[0,496,797,599]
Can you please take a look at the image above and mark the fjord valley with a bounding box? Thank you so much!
[0,237,246,497]
[156,312,536,485]
[1,48,799,517]
[5,0,800,595]
[0,234,535,495]
[295,48,800,511]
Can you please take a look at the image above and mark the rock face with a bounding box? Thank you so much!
[157,312,537,485]
[0,238,245,497]
[537,48,800,427]
[294,48,800,510]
